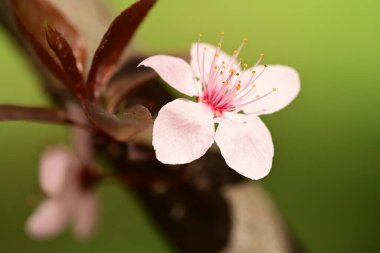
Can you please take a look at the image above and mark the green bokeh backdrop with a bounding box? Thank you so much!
[1,0,379,252]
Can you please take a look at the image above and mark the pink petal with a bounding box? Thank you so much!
[72,192,99,240]
[39,146,74,196]
[190,42,235,81]
[215,116,274,180]
[25,199,69,239]
[139,55,198,97]
[242,65,300,115]
[153,99,215,164]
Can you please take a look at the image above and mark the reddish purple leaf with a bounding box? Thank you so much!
[45,25,84,97]
[84,101,152,142]
[11,9,70,87]
[106,70,156,113]
[86,0,156,98]
[11,0,87,74]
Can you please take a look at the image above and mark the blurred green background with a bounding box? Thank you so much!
[1,0,379,252]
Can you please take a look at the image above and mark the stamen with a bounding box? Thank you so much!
[243,109,267,116]
[254,53,264,67]
[207,32,225,88]
[224,69,236,84]
[233,88,276,109]
[225,38,247,74]
[202,47,207,82]
[253,64,268,82]
[196,32,207,92]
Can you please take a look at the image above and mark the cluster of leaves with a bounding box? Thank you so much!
[1,0,157,142]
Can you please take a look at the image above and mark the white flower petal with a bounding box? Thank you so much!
[72,192,99,240]
[39,146,74,196]
[242,65,300,115]
[153,99,215,164]
[215,116,274,180]
[139,55,198,97]
[190,42,236,81]
[25,199,69,239]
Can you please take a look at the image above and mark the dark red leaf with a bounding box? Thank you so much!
[0,105,77,125]
[86,0,156,98]
[45,25,84,97]
[11,10,70,87]
[84,101,152,142]
[106,70,157,113]
[10,0,87,74]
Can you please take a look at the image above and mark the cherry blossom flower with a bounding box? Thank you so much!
[26,146,99,239]
[139,33,300,180]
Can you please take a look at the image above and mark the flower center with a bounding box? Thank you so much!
[195,33,277,117]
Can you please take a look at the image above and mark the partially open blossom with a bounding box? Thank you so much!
[139,33,300,180]
[26,146,99,240]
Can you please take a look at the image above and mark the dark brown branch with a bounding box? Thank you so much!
[0,105,86,127]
